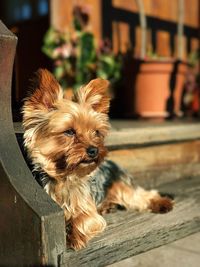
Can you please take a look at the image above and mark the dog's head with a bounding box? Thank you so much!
[23,69,110,180]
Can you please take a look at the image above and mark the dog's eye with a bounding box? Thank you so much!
[64,128,76,137]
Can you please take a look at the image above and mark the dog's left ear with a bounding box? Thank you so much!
[26,69,63,112]
[74,78,110,113]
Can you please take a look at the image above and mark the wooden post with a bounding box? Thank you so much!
[135,0,147,59]
[177,0,185,60]
[50,0,102,43]
[0,21,66,266]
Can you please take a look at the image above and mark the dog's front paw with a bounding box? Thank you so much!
[149,197,174,214]
[66,227,87,251]
[67,236,86,251]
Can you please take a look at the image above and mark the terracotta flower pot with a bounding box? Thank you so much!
[134,60,174,117]
[111,58,187,119]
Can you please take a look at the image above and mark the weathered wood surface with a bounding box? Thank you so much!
[108,140,200,187]
[14,121,200,149]
[59,175,200,267]
[106,123,200,149]
[0,21,66,266]
[15,123,200,188]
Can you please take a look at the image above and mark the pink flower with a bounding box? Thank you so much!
[61,44,73,58]
[52,43,73,59]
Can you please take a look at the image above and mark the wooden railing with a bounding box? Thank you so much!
[0,21,66,266]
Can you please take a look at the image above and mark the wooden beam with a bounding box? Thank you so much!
[0,21,65,266]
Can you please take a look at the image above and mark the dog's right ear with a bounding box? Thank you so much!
[25,69,63,111]
[74,78,110,114]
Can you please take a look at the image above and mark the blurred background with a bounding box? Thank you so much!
[0,0,199,121]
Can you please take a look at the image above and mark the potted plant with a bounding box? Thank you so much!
[128,0,174,118]
[131,0,188,118]
[42,6,122,97]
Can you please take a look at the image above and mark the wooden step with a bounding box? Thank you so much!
[14,121,200,148]
[59,175,200,267]
[106,122,200,187]
[107,121,200,149]
[14,122,200,187]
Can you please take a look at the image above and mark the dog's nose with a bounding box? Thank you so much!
[86,146,99,158]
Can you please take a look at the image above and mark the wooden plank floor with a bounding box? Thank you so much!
[59,175,200,267]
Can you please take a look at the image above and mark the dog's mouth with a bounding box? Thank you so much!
[79,158,98,165]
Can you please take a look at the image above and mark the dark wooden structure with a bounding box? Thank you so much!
[0,21,65,266]
[1,21,200,266]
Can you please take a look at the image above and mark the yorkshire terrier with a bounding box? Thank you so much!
[22,69,173,250]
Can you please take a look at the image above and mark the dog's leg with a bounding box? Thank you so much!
[66,211,106,250]
[99,181,173,214]
[66,208,106,250]
[46,181,106,250]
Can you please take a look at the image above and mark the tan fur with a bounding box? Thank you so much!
[74,78,111,113]
[45,177,106,250]
[23,69,110,250]
[23,69,173,250]
[99,181,173,214]
[23,70,109,181]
